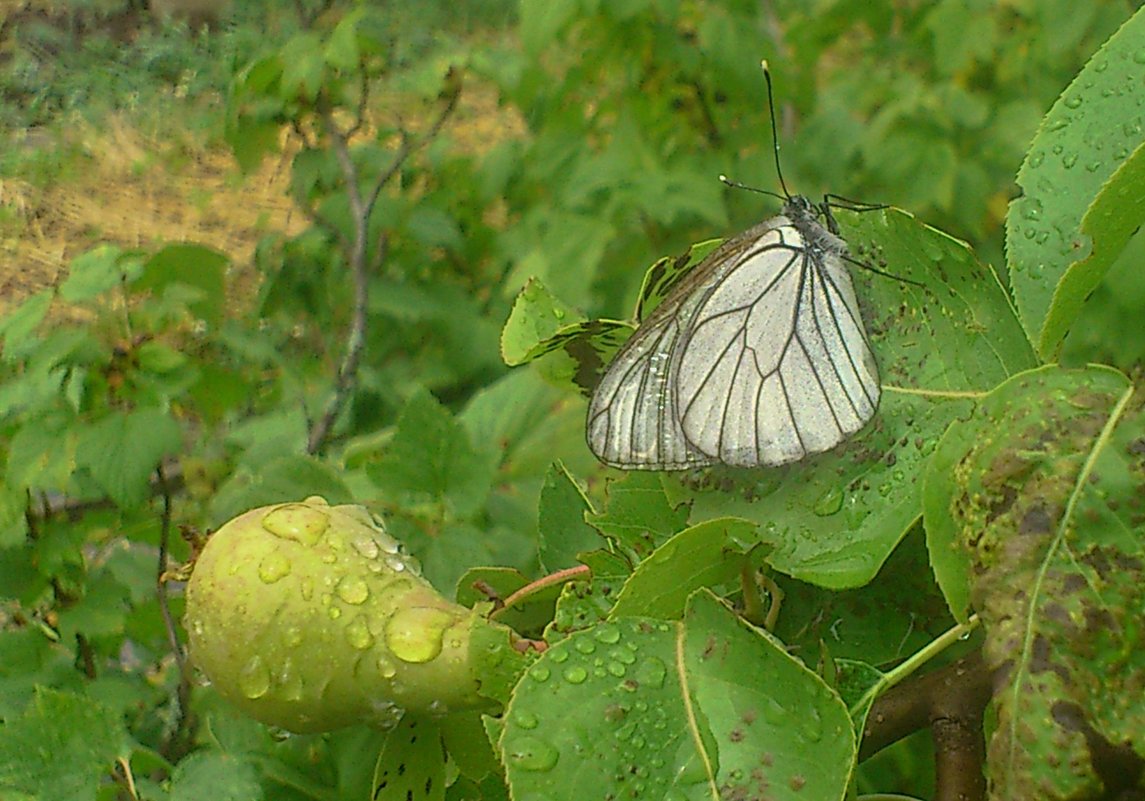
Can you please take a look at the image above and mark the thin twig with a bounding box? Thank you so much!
[155,464,184,673]
[305,71,462,454]
[155,463,195,762]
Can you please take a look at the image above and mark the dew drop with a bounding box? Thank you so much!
[549,648,569,663]
[813,485,843,516]
[799,705,823,743]
[1062,153,1078,169]
[594,623,622,644]
[346,615,374,650]
[574,638,597,655]
[283,625,304,647]
[351,535,380,560]
[507,736,559,772]
[635,657,667,689]
[1134,49,1145,65]
[336,576,370,605]
[385,607,452,663]
[1027,150,1044,168]
[262,503,329,546]
[530,665,551,682]
[377,657,398,679]
[607,661,627,678]
[238,655,271,699]
[1022,200,1043,221]
[1064,96,1082,109]
[368,699,404,730]
[611,647,636,666]
[258,551,292,583]
[514,710,540,730]
[277,657,304,701]
[563,666,588,684]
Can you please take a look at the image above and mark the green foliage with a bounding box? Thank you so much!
[1,1,1143,800]
[924,365,1143,798]
[1006,11,1145,359]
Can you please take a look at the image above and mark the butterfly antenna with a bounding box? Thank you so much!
[761,60,792,200]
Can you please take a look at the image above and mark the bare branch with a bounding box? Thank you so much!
[860,650,992,801]
[305,70,462,453]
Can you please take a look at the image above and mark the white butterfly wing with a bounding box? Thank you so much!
[587,203,880,470]
[586,307,712,469]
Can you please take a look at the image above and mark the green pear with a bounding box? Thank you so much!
[184,496,506,732]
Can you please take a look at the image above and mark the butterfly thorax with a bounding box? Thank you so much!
[783,195,847,259]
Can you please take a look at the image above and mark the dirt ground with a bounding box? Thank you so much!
[0,2,523,319]
[0,115,303,315]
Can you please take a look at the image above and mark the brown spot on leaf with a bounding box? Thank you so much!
[1018,505,1053,535]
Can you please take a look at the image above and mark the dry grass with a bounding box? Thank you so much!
[0,115,304,315]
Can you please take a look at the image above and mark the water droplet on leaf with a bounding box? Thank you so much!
[563,666,588,684]
[507,736,559,772]
[635,657,666,689]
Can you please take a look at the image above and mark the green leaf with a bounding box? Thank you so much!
[633,239,722,322]
[0,687,128,801]
[500,618,703,800]
[279,32,327,102]
[586,472,690,558]
[500,278,582,367]
[507,212,615,310]
[59,246,142,303]
[170,751,264,801]
[924,365,1133,623]
[75,408,182,508]
[136,341,188,374]
[1006,7,1145,358]
[0,483,28,547]
[609,518,755,620]
[458,370,592,481]
[226,115,283,174]
[519,0,577,57]
[324,6,363,71]
[665,207,1036,589]
[369,389,498,520]
[921,363,1143,799]
[1039,142,1145,362]
[373,715,446,801]
[835,659,886,734]
[537,462,600,572]
[683,591,856,800]
[547,552,631,639]
[441,712,500,783]
[7,418,77,494]
[502,315,632,397]
[134,244,229,326]
[0,290,52,361]
[773,526,953,665]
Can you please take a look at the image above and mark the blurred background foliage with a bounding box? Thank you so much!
[0,0,1139,797]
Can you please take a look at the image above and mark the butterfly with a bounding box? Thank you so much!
[585,63,881,470]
